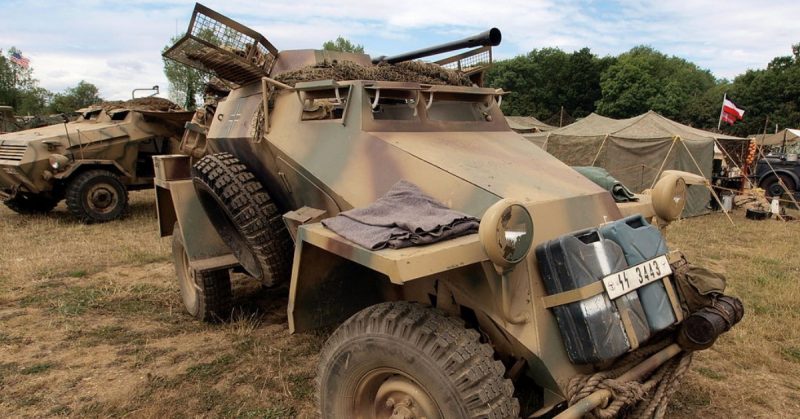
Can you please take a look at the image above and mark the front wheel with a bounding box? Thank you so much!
[172,225,232,322]
[65,169,128,223]
[317,301,519,419]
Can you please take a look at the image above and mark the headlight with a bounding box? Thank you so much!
[479,199,534,268]
[651,173,687,221]
[48,154,69,171]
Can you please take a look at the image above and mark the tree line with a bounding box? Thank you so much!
[486,43,800,137]
[0,48,102,116]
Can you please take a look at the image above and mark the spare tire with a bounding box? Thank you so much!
[192,152,292,286]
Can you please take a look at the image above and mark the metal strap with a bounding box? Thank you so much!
[541,281,605,308]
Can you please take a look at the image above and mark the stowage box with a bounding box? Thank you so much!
[536,229,650,364]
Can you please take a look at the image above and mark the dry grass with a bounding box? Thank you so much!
[0,192,798,418]
[665,209,800,418]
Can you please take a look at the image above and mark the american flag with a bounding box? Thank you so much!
[10,52,30,69]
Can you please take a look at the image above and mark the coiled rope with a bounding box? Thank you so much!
[565,341,693,419]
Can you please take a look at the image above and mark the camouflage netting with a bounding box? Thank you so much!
[274,60,473,87]
[96,97,184,112]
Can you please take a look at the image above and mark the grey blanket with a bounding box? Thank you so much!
[322,180,479,250]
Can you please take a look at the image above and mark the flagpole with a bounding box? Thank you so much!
[717,92,726,131]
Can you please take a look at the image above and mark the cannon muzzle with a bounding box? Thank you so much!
[373,28,501,64]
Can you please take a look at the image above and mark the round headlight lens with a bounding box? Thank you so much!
[479,200,534,268]
[48,154,69,172]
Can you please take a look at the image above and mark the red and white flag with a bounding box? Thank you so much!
[722,98,745,121]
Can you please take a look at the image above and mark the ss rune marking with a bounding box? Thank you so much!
[602,255,672,300]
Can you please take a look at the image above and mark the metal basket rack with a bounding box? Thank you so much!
[163,4,278,85]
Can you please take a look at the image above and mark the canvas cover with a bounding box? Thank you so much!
[528,111,745,217]
[753,128,800,146]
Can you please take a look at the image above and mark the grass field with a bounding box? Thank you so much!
[1,191,799,418]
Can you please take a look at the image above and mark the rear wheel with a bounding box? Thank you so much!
[172,225,232,322]
[762,174,796,198]
[192,152,292,286]
[65,169,128,223]
[317,301,519,419]
[3,193,59,214]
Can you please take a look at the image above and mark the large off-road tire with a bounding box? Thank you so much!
[761,174,796,198]
[3,194,59,214]
[192,152,292,286]
[65,169,128,223]
[317,301,519,419]
[172,225,232,322]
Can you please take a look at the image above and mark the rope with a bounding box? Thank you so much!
[649,136,679,189]
[591,134,609,167]
[565,340,693,419]
[678,139,736,227]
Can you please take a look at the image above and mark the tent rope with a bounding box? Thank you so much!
[591,134,609,166]
[679,138,735,227]
[649,136,679,189]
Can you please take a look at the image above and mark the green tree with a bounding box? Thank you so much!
[595,46,715,121]
[719,46,800,136]
[485,47,613,120]
[322,37,365,54]
[162,36,208,110]
[0,47,50,115]
[48,80,101,113]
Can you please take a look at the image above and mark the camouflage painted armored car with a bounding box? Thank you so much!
[0,98,191,222]
[155,5,742,418]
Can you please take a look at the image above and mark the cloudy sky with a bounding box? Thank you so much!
[1,0,798,100]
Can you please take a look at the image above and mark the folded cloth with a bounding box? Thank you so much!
[572,166,638,203]
[322,180,479,250]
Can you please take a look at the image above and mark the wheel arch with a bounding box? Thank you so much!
[54,160,132,184]
[758,169,799,189]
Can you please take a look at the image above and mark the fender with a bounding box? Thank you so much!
[53,159,133,180]
[151,155,238,274]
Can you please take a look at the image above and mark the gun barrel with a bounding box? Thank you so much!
[373,28,501,64]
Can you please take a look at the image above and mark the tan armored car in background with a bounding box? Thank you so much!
[0,98,191,222]
[155,5,743,418]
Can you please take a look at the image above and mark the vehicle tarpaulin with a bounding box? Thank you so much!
[527,111,746,217]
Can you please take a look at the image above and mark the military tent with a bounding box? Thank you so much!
[505,116,554,148]
[528,111,746,217]
[753,128,800,147]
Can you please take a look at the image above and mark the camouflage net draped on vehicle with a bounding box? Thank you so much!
[274,60,474,86]
[565,340,693,419]
[96,97,184,112]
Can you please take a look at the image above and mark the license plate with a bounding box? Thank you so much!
[602,255,672,300]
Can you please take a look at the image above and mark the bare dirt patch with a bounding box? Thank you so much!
[1,192,799,417]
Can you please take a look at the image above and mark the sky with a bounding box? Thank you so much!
[1,0,798,101]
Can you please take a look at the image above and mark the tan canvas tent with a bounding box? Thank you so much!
[753,128,800,146]
[528,111,746,216]
[505,116,554,148]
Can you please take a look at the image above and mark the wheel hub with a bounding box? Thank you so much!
[87,184,118,213]
[362,374,439,419]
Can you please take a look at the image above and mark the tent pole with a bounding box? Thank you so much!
[649,136,678,189]
[680,138,736,227]
[717,92,726,131]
